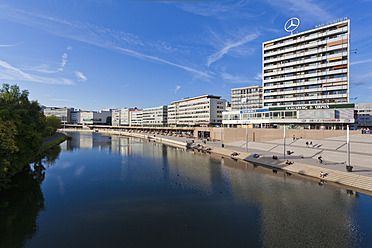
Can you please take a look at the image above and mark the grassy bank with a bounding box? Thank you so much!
[38,134,69,155]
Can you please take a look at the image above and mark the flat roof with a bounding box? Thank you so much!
[171,95,221,104]
[231,85,262,91]
[263,19,349,45]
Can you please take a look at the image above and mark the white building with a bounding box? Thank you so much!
[130,109,143,126]
[223,103,355,129]
[112,109,121,126]
[112,108,132,126]
[167,95,226,126]
[120,108,131,126]
[43,107,74,123]
[143,105,168,126]
[355,103,372,129]
[262,18,349,107]
[231,86,263,111]
[78,110,112,125]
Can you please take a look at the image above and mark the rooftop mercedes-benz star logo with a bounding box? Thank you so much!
[284,17,300,34]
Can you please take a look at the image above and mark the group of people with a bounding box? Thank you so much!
[320,171,327,178]
[305,141,313,147]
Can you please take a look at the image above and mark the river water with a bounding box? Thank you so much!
[1,132,371,248]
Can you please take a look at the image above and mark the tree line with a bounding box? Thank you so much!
[0,84,61,190]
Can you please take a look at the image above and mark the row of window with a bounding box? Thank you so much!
[263,99,346,106]
[264,26,347,52]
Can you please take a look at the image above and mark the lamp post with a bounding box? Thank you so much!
[283,124,286,159]
[347,124,351,170]
[246,123,248,153]
[220,124,223,147]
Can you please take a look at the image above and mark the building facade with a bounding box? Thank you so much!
[112,109,121,126]
[354,103,372,129]
[129,109,143,126]
[143,105,168,127]
[168,95,226,126]
[223,103,354,129]
[262,19,349,107]
[43,107,74,123]
[231,86,263,110]
[78,110,112,125]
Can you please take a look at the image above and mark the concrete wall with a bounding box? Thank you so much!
[194,127,362,143]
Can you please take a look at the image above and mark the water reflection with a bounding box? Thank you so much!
[4,133,370,248]
[0,146,61,248]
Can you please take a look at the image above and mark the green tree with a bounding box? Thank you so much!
[45,115,61,137]
[0,84,46,189]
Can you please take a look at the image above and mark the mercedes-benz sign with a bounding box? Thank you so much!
[284,18,300,34]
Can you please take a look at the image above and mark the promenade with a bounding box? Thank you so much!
[144,132,372,194]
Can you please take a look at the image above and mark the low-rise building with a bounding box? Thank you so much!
[223,103,354,129]
[143,105,168,126]
[78,110,112,125]
[231,86,263,110]
[130,109,143,126]
[355,103,372,129]
[43,107,74,123]
[168,95,226,126]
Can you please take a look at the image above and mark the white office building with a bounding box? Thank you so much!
[78,110,112,125]
[112,108,132,126]
[355,103,372,129]
[168,95,226,126]
[43,107,74,123]
[130,109,143,126]
[112,109,121,126]
[231,86,263,110]
[143,105,168,127]
[262,18,349,107]
[223,103,355,129]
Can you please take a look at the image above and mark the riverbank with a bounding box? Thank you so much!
[60,128,372,195]
[39,133,69,155]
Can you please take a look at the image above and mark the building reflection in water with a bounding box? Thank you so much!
[60,132,362,246]
[221,158,360,247]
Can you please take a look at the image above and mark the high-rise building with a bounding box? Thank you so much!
[262,18,349,107]
[168,95,226,126]
[231,86,263,110]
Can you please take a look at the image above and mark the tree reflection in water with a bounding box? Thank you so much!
[0,145,61,248]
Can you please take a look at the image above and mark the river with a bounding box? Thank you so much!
[1,132,371,248]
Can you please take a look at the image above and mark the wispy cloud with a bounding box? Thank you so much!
[51,98,76,102]
[75,71,87,82]
[0,59,74,85]
[59,53,68,71]
[0,42,22,47]
[23,49,70,74]
[173,1,256,20]
[221,71,258,84]
[0,5,211,79]
[254,73,262,80]
[174,85,181,94]
[350,59,372,66]
[207,33,259,67]
[264,0,334,22]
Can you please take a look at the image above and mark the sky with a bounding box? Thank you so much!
[1,0,372,111]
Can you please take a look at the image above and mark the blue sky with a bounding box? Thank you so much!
[0,0,372,110]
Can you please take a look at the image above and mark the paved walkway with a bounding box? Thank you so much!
[145,133,372,194]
